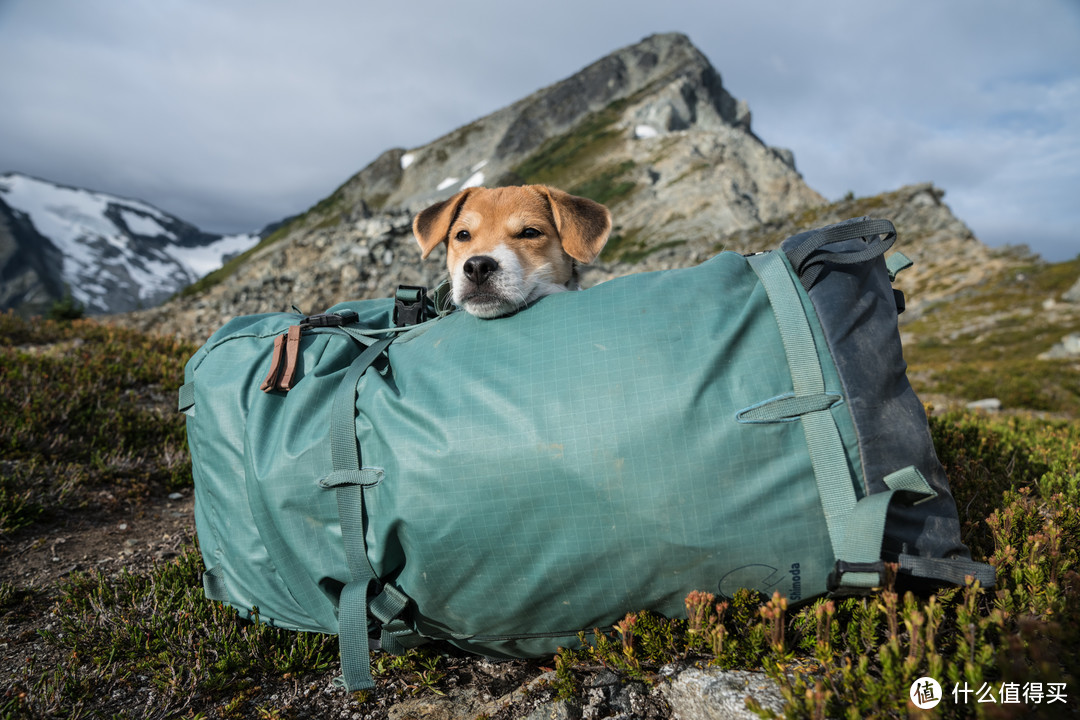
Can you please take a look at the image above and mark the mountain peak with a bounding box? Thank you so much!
[332,32,774,219]
[119,34,832,339]
[0,172,260,315]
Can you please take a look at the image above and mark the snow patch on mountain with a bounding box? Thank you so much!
[461,171,485,189]
[119,209,172,238]
[170,232,260,277]
[0,172,260,314]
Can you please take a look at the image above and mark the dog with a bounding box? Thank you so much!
[412,185,611,318]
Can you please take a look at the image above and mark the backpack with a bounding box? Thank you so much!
[178,217,994,691]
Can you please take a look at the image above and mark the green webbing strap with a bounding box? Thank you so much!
[736,393,843,423]
[749,251,930,591]
[369,584,427,654]
[885,251,914,282]
[178,382,195,414]
[897,554,997,587]
[884,469,996,588]
[320,335,393,691]
[748,252,859,566]
[748,249,948,592]
[337,580,371,691]
[880,464,938,504]
[325,336,394,491]
[837,467,938,588]
[201,565,229,602]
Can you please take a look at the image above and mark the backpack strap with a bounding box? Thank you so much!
[178,381,195,415]
[201,564,229,602]
[747,250,933,594]
[317,334,429,691]
[831,466,937,590]
[885,251,914,282]
[784,218,896,292]
[897,553,996,587]
[748,251,859,563]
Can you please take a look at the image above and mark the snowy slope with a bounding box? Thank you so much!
[0,172,259,314]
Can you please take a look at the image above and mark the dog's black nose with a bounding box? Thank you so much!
[463,256,498,286]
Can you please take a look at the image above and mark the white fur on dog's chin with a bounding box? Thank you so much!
[452,245,571,318]
[522,262,575,304]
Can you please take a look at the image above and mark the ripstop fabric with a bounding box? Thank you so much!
[180,218,994,691]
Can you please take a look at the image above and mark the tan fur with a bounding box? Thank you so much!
[413,185,611,318]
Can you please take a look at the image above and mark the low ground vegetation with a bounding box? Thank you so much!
[1,292,1078,718]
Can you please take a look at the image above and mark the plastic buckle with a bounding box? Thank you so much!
[827,560,887,594]
[394,285,429,327]
[300,310,359,329]
[893,289,906,315]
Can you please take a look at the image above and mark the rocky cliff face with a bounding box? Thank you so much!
[118,33,1021,346]
[600,181,1016,323]
[122,33,828,341]
[0,195,65,317]
[336,33,817,230]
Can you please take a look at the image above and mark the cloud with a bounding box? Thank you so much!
[0,0,1077,259]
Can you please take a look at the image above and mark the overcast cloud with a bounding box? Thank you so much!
[0,0,1076,260]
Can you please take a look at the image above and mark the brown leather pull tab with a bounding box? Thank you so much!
[260,333,288,392]
[278,325,303,391]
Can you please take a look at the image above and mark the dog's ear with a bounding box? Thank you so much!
[540,186,612,264]
[413,189,473,259]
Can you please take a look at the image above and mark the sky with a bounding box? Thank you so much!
[0,0,1077,261]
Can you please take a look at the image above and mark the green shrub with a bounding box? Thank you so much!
[47,290,85,321]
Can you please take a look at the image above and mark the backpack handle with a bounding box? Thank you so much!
[785,218,897,292]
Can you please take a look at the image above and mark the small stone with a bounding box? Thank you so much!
[1039,332,1080,360]
[661,667,786,720]
[1062,276,1080,303]
[966,398,1002,412]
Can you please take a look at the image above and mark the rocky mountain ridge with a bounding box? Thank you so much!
[20,31,1070,358]
[117,32,832,340]
[121,175,1017,343]
[332,33,813,221]
[0,172,261,316]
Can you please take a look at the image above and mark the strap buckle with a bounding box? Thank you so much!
[394,285,430,327]
[300,310,359,329]
[828,560,887,594]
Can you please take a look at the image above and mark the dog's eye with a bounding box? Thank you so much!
[455,230,471,241]
[520,227,541,239]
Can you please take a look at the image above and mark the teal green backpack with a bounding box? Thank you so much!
[179,218,994,691]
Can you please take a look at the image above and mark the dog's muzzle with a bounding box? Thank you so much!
[463,255,498,287]
[456,254,520,318]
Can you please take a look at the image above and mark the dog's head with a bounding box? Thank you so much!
[413,185,611,318]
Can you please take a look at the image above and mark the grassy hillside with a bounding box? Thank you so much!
[902,256,1080,416]
[2,278,1078,717]
[0,315,192,536]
